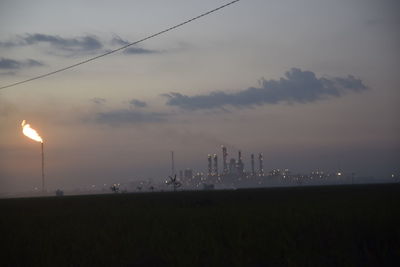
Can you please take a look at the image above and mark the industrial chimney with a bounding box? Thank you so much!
[237,150,244,175]
[213,154,218,176]
[222,146,228,175]
[251,154,255,176]
[258,153,264,176]
[207,154,212,177]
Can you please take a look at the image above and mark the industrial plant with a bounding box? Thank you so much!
[170,146,373,191]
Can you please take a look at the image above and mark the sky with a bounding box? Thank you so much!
[0,0,399,194]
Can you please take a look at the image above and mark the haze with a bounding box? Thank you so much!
[0,0,399,194]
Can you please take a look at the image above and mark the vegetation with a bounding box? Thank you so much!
[166,174,182,192]
[0,184,399,266]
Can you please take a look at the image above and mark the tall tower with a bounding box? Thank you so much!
[237,150,244,175]
[207,154,212,177]
[213,154,218,176]
[222,146,228,175]
[229,158,237,174]
[251,154,255,176]
[258,153,264,176]
[171,151,175,176]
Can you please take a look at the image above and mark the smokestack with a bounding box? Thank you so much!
[207,154,212,176]
[251,154,255,176]
[258,153,264,176]
[237,150,244,175]
[171,151,175,176]
[21,120,45,193]
[229,158,236,174]
[222,146,228,175]
[213,154,218,176]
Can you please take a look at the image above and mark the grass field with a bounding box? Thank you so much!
[1,184,399,266]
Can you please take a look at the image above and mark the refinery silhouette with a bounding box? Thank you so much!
[5,144,396,198]
[160,146,396,193]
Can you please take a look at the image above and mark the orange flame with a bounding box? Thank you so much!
[21,120,43,143]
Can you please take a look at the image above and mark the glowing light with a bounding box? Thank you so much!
[21,120,43,143]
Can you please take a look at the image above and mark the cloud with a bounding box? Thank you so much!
[0,58,19,69]
[164,68,368,110]
[0,71,16,76]
[94,110,167,125]
[111,36,129,46]
[111,36,158,54]
[124,47,158,54]
[91,97,106,105]
[129,99,147,108]
[1,34,159,57]
[0,33,102,54]
[26,33,102,51]
[25,59,44,67]
[0,57,44,70]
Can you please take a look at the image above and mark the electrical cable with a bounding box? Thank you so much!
[0,0,241,90]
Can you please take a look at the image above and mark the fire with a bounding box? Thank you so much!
[21,120,43,143]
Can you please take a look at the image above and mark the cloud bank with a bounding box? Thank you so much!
[95,110,167,125]
[90,98,107,105]
[164,68,367,110]
[0,34,161,57]
[129,99,147,108]
[0,57,44,70]
[124,47,158,54]
[111,36,159,54]
[0,33,103,53]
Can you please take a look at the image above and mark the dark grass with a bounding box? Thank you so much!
[1,184,399,266]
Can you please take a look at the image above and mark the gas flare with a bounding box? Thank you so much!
[21,120,43,143]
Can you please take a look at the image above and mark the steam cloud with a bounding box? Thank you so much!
[164,68,367,110]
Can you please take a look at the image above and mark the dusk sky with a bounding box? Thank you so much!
[0,0,399,194]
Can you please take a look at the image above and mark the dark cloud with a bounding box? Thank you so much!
[164,68,368,110]
[0,57,44,70]
[91,97,106,105]
[26,33,102,51]
[0,58,20,69]
[0,40,15,47]
[0,33,102,53]
[111,36,129,46]
[129,99,147,108]
[111,36,158,54]
[25,59,44,67]
[95,110,167,125]
[1,34,159,56]
[124,47,158,54]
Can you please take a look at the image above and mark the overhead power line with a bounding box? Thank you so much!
[0,0,241,90]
